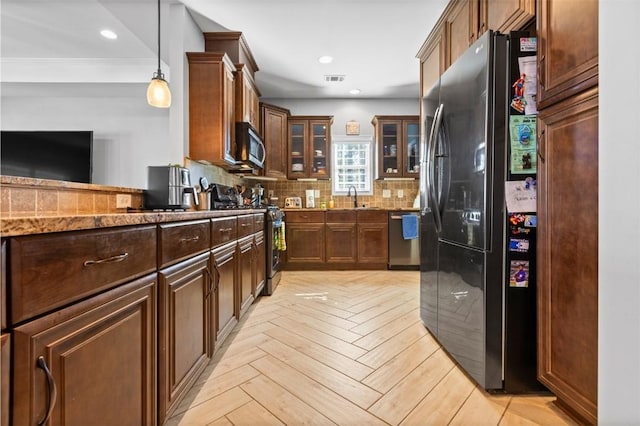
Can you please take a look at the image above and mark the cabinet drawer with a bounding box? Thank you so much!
[211,217,237,248]
[158,220,211,268]
[286,211,325,223]
[326,210,356,223]
[253,213,265,233]
[9,225,157,325]
[237,215,254,238]
[357,210,388,223]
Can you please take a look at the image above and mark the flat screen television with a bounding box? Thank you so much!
[1,131,93,183]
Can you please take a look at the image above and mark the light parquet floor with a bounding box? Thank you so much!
[167,271,577,426]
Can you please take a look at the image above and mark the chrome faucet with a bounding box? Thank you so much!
[347,185,358,208]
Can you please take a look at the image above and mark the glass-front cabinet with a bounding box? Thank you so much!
[288,116,333,179]
[372,115,420,178]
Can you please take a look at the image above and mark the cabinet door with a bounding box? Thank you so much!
[358,223,389,265]
[537,0,598,109]
[235,67,260,129]
[288,120,308,178]
[187,52,237,167]
[486,0,534,34]
[404,120,420,177]
[419,26,445,100]
[285,223,325,264]
[1,333,8,426]
[377,120,403,178]
[309,120,331,179]
[211,242,238,349]
[537,88,598,425]
[260,103,289,179]
[254,231,266,296]
[238,236,254,316]
[12,275,157,426]
[326,223,357,264]
[158,253,210,424]
[445,0,472,68]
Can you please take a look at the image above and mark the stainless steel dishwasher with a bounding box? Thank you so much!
[388,211,420,269]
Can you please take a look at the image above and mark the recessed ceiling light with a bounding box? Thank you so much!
[318,55,333,64]
[349,89,361,95]
[100,29,118,40]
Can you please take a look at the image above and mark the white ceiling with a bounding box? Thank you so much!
[1,0,449,99]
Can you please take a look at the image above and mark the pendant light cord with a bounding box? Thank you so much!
[156,0,162,77]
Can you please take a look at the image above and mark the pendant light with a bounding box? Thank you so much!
[147,0,171,108]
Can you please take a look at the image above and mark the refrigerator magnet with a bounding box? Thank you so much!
[509,261,530,288]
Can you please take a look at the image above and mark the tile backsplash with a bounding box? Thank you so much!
[263,179,419,209]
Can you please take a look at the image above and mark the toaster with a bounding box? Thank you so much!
[284,197,302,208]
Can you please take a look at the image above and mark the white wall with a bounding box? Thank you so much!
[262,98,419,137]
[0,4,204,189]
[599,0,640,422]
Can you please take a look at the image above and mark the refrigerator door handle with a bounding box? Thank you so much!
[421,104,440,216]
[428,104,444,232]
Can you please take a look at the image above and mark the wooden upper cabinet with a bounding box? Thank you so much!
[485,0,534,34]
[187,52,237,167]
[234,64,261,130]
[288,116,333,179]
[373,115,419,178]
[260,102,290,179]
[537,0,598,109]
[418,23,445,97]
[203,32,259,78]
[445,0,473,67]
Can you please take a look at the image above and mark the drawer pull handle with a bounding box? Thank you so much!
[241,223,251,227]
[83,252,129,267]
[37,356,57,426]
[219,227,233,233]
[179,236,200,243]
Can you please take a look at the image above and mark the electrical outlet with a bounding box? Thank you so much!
[116,194,132,209]
[397,189,404,198]
[314,190,320,198]
[268,189,274,198]
[382,189,391,198]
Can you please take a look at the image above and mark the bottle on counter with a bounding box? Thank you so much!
[329,197,334,209]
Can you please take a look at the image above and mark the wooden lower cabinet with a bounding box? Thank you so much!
[537,88,598,424]
[12,275,157,426]
[285,210,389,270]
[326,210,357,264]
[211,241,238,350]
[1,333,9,426]
[238,235,255,316]
[254,231,266,296]
[357,211,389,266]
[158,253,210,424]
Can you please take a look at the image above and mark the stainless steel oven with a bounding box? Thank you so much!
[264,206,284,295]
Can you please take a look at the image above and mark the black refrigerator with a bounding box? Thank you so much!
[419,30,544,392]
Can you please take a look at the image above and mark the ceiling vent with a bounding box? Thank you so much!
[323,74,345,82]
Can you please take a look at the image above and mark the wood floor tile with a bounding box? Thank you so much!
[166,387,252,426]
[176,271,573,425]
[225,400,285,426]
[263,326,374,381]
[239,374,335,425]
[450,388,511,425]
[251,355,387,425]
[368,349,455,424]
[361,334,440,393]
[400,366,476,425]
[356,321,428,368]
[257,339,382,409]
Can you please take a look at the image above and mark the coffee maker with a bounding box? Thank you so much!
[145,165,198,210]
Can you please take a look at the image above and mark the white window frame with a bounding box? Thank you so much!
[331,136,374,196]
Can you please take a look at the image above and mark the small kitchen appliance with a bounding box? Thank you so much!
[284,197,302,208]
[210,184,241,209]
[145,165,198,210]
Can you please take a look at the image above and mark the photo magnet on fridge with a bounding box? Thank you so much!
[510,261,530,288]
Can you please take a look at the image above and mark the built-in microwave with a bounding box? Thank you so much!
[235,122,265,169]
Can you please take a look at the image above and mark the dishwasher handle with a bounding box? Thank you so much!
[390,214,418,220]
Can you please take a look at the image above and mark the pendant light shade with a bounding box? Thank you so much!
[148,0,171,108]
